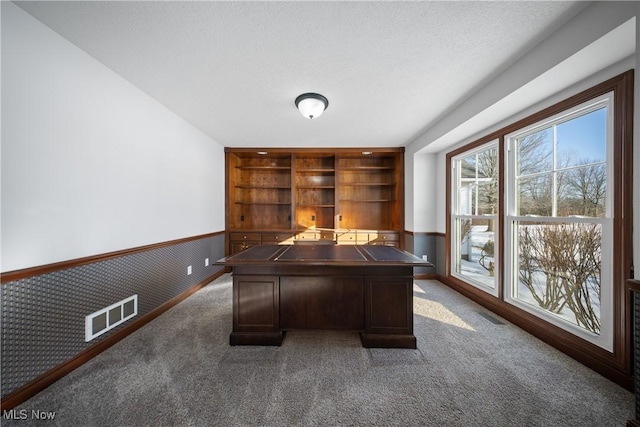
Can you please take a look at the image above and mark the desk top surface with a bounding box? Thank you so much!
[216,244,433,267]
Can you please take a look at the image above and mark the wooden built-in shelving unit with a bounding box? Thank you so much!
[225,147,404,254]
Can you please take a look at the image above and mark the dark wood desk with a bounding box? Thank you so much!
[215,244,433,348]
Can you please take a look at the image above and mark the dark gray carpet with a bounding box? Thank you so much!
[4,275,634,426]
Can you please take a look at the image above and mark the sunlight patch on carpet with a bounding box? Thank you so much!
[414,300,476,332]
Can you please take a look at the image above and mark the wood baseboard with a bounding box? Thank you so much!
[0,269,225,411]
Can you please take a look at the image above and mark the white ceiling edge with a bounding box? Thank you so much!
[416,17,636,158]
[417,16,636,155]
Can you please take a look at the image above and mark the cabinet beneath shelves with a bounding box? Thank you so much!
[227,229,400,255]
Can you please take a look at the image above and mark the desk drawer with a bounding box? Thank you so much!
[369,232,400,246]
[295,232,319,241]
[318,231,336,242]
[262,233,294,244]
[229,232,262,241]
[337,232,368,244]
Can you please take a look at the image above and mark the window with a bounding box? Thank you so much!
[451,141,499,294]
[446,71,632,364]
[505,94,613,350]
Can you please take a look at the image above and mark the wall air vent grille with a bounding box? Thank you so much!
[85,295,138,342]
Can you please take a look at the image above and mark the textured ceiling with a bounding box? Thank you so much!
[15,1,586,148]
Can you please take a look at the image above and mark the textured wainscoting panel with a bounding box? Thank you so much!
[404,233,438,276]
[1,234,225,397]
[434,234,445,276]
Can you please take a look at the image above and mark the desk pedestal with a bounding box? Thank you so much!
[230,265,416,348]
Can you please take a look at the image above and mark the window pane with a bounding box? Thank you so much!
[514,221,601,334]
[458,181,474,215]
[477,181,498,215]
[557,164,606,217]
[517,128,552,176]
[460,156,476,179]
[517,174,552,216]
[456,145,498,216]
[557,108,606,167]
[476,146,498,179]
[454,217,496,289]
[476,147,499,214]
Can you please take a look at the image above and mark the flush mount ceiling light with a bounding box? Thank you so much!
[295,93,329,119]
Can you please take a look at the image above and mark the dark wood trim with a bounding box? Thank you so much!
[404,231,445,238]
[444,70,635,389]
[619,70,635,379]
[628,279,640,293]
[398,151,406,249]
[225,150,232,254]
[1,231,225,284]
[0,269,225,411]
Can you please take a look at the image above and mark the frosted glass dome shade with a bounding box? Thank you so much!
[295,93,328,119]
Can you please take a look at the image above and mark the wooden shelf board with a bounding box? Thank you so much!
[235,202,291,205]
[297,205,336,208]
[236,166,291,170]
[297,186,335,189]
[297,168,336,173]
[340,166,394,171]
[340,199,395,202]
[339,183,394,186]
[236,185,291,189]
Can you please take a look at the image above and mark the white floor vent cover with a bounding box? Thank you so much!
[85,295,138,342]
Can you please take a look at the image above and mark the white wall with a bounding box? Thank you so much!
[1,2,225,272]
[406,2,636,235]
[404,152,436,232]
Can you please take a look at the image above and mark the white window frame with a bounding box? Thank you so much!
[450,139,499,296]
[504,93,614,351]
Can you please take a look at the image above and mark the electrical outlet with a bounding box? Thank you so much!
[187,265,192,275]
[422,255,428,261]
[205,258,209,266]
